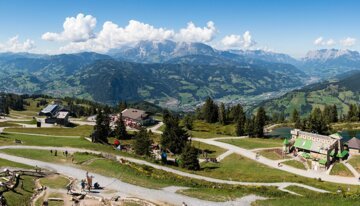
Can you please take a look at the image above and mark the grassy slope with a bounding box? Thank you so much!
[258,149,289,160]
[258,86,360,117]
[187,120,236,138]
[348,155,360,173]
[218,138,283,149]
[330,163,354,177]
[192,141,227,158]
[4,125,93,137]
[0,158,34,169]
[196,154,359,192]
[39,175,70,189]
[282,160,306,170]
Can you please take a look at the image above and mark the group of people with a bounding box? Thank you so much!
[49,149,69,157]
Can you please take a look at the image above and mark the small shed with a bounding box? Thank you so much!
[347,137,360,154]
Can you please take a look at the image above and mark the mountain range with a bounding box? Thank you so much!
[0,40,360,110]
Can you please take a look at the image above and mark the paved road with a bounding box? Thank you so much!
[344,162,359,178]
[0,152,265,206]
[148,121,164,134]
[193,137,360,186]
[0,145,328,194]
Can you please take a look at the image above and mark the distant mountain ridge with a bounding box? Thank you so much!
[0,49,307,110]
[300,49,360,78]
[256,71,360,117]
[2,41,360,110]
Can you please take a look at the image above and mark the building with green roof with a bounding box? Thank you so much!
[290,129,346,171]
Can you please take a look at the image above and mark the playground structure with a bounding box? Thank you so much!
[0,168,49,206]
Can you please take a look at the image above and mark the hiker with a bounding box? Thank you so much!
[54,150,57,156]
[80,180,86,191]
[50,150,53,154]
[66,184,72,194]
[65,150,68,157]
[94,182,100,189]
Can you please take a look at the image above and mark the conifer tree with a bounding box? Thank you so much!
[134,128,152,156]
[255,107,266,137]
[161,111,189,154]
[93,109,109,143]
[114,114,128,139]
[180,144,200,171]
[245,116,255,137]
[202,97,218,123]
[331,104,338,123]
[183,114,194,130]
[235,105,246,136]
[291,108,300,124]
[218,102,226,125]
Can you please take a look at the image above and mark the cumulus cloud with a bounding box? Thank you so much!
[220,31,256,49]
[0,35,35,52]
[313,37,336,46]
[174,21,216,43]
[58,20,177,52]
[42,13,97,42]
[340,37,356,47]
[44,13,263,53]
[46,13,219,53]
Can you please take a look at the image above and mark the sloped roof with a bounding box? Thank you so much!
[57,111,69,119]
[347,137,360,149]
[121,108,148,120]
[41,104,59,114]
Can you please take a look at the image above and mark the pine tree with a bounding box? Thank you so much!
[134,128,152,156]
[245,116,255,137]
[218,102,226,125]
[331,104,338,123]
[202,97,218,123]
[323,105,332,124]
[272,112,279,123]
[118,101,127,112]
[278,111,285,123]
[347,104,359,122]
[291,108,300,124]
[161,111,189,154]
[255,107,266,137]
[235,105,246,136]
[183,114,194,130]
[114,114,128,139]
[236,116,245,136]
[308,107,329,135]
[180,144,200,171]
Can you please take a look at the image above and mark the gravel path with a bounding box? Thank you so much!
[0,153,265,206]
[148,121,164,134]
[0,145,329,193]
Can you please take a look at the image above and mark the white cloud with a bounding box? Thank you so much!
[42,13,97,42]
[340,37,356,47]
[43,13,265,53]
[0,35,35,52]
[174,21,216,43]
[313,37,336,46]
[220,31,256,49]
[49,13,219,53]
[59,20,177,53]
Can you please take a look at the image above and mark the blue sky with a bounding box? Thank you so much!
[0,0,359,57]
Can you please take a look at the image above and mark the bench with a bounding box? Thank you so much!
[14,139,22,144]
